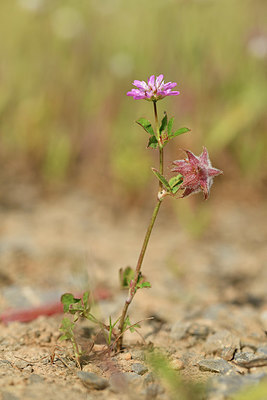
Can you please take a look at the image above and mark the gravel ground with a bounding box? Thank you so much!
[0,188,266,400]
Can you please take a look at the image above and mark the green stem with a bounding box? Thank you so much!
[117,101,164,351]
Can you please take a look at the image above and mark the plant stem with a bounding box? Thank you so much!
[117,101,164,351]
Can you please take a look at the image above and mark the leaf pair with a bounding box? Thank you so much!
[136,115,190,149]
[152,169,183,195]
[119,266,151,291]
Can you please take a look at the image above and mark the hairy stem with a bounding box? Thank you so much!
[117,101,164,351]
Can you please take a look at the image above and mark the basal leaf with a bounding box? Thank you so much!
[61,293,81,313]
[136,118,155,136]
[151,168,171,192]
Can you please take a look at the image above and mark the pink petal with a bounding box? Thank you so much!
[185,150,200,167]
[133,80,148,90]
[182,187,200,198]
[199,147,210,166]
[156,74,164,87]
[207,167,223,177]
[163,82,177,90]
[148,75,155,87]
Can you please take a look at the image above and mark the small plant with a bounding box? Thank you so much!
[59,74,223,357]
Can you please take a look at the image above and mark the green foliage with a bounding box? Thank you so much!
[0,1,266,190]
[119,266,135,288]
[59,317,75,341]
[152,168,171,192]
[136,118,155,136]
[159,113,168,133]
[152,168,183,195]
[232,379,267,400]
[123,316,141,333]
[146,351,205,400]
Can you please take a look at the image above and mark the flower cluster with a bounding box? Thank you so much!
[172,147,223,199]
[127,74,180,101]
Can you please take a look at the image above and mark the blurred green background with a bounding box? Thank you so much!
[0,0,266,203]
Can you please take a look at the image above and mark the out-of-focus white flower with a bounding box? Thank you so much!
[18,0,44,12]
[109,53,133,78]
[247,34,267,59]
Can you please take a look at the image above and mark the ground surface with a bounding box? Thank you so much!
[0,188,266,400]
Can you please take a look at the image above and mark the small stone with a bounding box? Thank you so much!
[204,330,240,360]
[0,359,12,369]
[2,392,20,400]
[77,371,109,390]
[14,359,29,370]
[123,372,143,385]
[109,373,127,393]
[29,374,44,384]
[257,346,267,355]
[131,362,148,376]
[145,383,165,399]
[187,323,210,338]
[131,350,146,361]
[198,359,233,374]
[170,321,190,340]
[233,352,267,368]
[122,352,132,361]
[143,372,156,386]
[171,359,184,371]
[23,365,33,373]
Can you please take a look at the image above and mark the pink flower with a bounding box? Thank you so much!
[172,147,223,199]
[127,74,180,101]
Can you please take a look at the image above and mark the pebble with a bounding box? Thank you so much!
[109,373,127,393]
[122,372,143,385]
[28,373,44,384]
[170,359,184,371]
[13,359,29,370]
[233,352,267,368]
[170,321,190,340]
[131,362,148,375]
[77,371,109,390]
[145,383,165,399]
[187,322,210,338]
[204,330,240,360]
[208,371,266,398]
[257,346,267,355]
[121,352,132,361]
[131,350,146,361]
[198,359,233,374]
[1,392,20,400]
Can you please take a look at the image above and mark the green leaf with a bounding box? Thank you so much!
[61,293,81,313]
[169,174,183,194]
[147,135,158,149]
[169,127,190,138]
[151,168,171,192]
[159,113,168,133]
[82,291,90,310]
[169,174,183,188]
[137,281,151,289]
[167,117,174,135]
[136,118,155,136]
[119,266,135,288]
